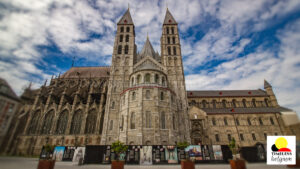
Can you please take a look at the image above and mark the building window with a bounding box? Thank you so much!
[166,27,169,34]
[240,134,244,141]
[171,27,174,34]
[118,45,122,54]
[109,120,113,130]
[146,111,151,128]
[173,115,176,130]
[259,117,263,125]
[125,35,129,42]
[224,118,228,126]
[264,133,267,140]
[119,35,123,42]
[121,115,124,131]
[27,110,40,134]
[270,117,274,125]
[146,90,150,99]
[252,99,256,107]
[232,99,237,108]
[162,77,166,86]
[111,101,115,109]
[161,112,166,129]
[145,73,150,83]
[160,92,164,100]
[212,100,217,108]
[70,110,82,134]
[167,37,170,44]
[212,118,216,126]
[131,77,134,86]
[55,110,68,134]
[222,100,227,108]
[168,47,171,55]
[252,133,256,141]
[235,118,240,125]
[274,132,278,136]
[227,134,232,141]
[137,75,141,84]
[130,112,135,129]
[120,27,124,32]
[132,92,136,100]
[126,26,130,32]
[41,110,54,134]
[85,109,97,134]
[242,99,247,107]
[173,46,177,55]
[124,45,129,54]
[155,74,159,83]
[215,134,220,142]
[247,118,251,125]
[172,37,175,44]
[202,100,207,108]
[265,99,269,107]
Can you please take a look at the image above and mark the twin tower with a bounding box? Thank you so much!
[101,9,191,145]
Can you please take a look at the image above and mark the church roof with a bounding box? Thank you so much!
[0,78,19,101]
[201,107,292,114]
[61,67,110,78]
[163,8,177,24]
[118,9,134,25]
[139,37,156,58]
[187,90,268,98]
[264,79,272,88]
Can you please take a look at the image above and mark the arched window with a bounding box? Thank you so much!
[270,117,275,125]
[232,99,237,108]
[247,117,252,125]
[130,112,135,129]
[173,46,177,55]
[109,120,113,130]
[119,35,123,42]
[264,99,269,107]
[202,100,207,108]
[125,35,129,42]
[162,77,165,86]
[126,26,130,32]
[168,47,171,55]
[160,92,164,100]
[145,73,150,83]
[212,118,216,126]
[132,92,136,100]
[111,101,115,109]
[55,110,68,134]
[120,27,124,32]
[222,100,227,108]
[171,27,174,34]
[41,110,54,134]
[242,99,247,107]
[27,110,40,134]
[131,77,134,86]
[85,109,97,134]
[235,118,240,125]
[70,110,82,134]
[124,45,129,54]
[212,100,217,108]
[167,37,170,44]
[259,117,263,125]
[224,117,228,126]
[161,112,166,129]
[146,90,150,99]
[166,27,169,34]
[252,99,256,107]
[117,45,122,54]
[172,37,176,44]
[113,86,117,92]
[173,115,176,130]
[146,111,151,128]
[137,75,141,84]
[155,74,159,83]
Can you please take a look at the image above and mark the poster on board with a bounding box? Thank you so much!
[53,146,65,161]
[72,147,85,163]
[212,145,223,160]
[164,146,178,163]
[140,146,152,165]
[62,147,76,161]
[185,145,202,161]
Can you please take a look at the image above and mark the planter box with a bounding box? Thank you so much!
[111,161,124,169]
[37,159,55,169]
[229,160,246,169]
[181,160,195,169]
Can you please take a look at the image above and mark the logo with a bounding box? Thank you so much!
[267,136,296,165]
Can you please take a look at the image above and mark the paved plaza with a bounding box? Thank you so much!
[0,156,289,169]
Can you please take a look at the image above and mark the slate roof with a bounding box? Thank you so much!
[264,80,272,88]
[201,107,292,114]
[61,67,110,78]
[0,78,19,101]
[118,9,134,25]
[137,37,160,62]
[187,90,268,97]
[163,8,177,24]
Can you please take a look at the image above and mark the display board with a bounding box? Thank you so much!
[185,145,202,161]
[72,147,85,163]
[140,146,152,165]
[62,147,76,161]
[213,145,223,160]
[164,146,178,163]
[126,145,140,164]
[53,146,65,161]
[84,145,106,164]
[152,145,167,164]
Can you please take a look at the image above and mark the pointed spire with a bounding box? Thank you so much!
[139,36,156,59]
[118,9,134,25]
[163,8,177,24]
[264,79,272,89]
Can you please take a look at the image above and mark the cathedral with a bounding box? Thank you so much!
[1,8,299,160]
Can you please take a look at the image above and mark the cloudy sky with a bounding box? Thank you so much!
[0,0,300,116]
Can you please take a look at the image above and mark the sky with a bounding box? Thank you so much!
[0,0,300,116]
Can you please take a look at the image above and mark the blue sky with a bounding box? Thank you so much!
[0,0,300,116]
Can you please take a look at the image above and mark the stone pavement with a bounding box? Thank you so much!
[0,156,287,169]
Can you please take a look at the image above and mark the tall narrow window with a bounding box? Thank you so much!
[137,75,141,84]
[27,110,40,134]
[270,117,274,125]
[131,77,134,86]
[252,133,256,141]
[146,90,150,99]
[212,118,216,126]
[132,92,136,100]
[259,117,263,125]
[224,117,228,126]
[130,112,135,129]
[146,111,151,128]
[124,45,129,54]
[252,99,256,107]
[119,35,123,42]
[160,92,164,100]
[41,110,54,134]
[145,73,150,83]
[172,37,175,44]
[120,27,124,32]
[168,47,171,55]
[202,100,207,108]
[121,115,124,131]
[222,100,227,108]
[70,110,82,134]
[235,118,240,125]
[55,110,68,134]
[232,99,237,108]
[247,118,252,125]
[161,112,166,129]
[173,46,177,55]
[166,27,169,34]
[242,99,247,107]
[109,120,113,130]
[162,77,165,86]
[240,134,244,141]
[212,100,217,108]
[155,74,159,83]
[215,134,220,142]
[171,27,174,34]
[167,37,170,44]
[265,99,269,107]
[125,35,129,42]
[227,134,232,141]
[173,115,176,130]
[264,133,267,140]
[118,45,122,54]
[85,109,97,134]
[111,101,115,109]
[126,26,130,32]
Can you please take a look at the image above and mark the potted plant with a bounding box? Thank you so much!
[177,141,194,169]
[37,144,56,169]
[111,140,128,169]
[228,138,246,169]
